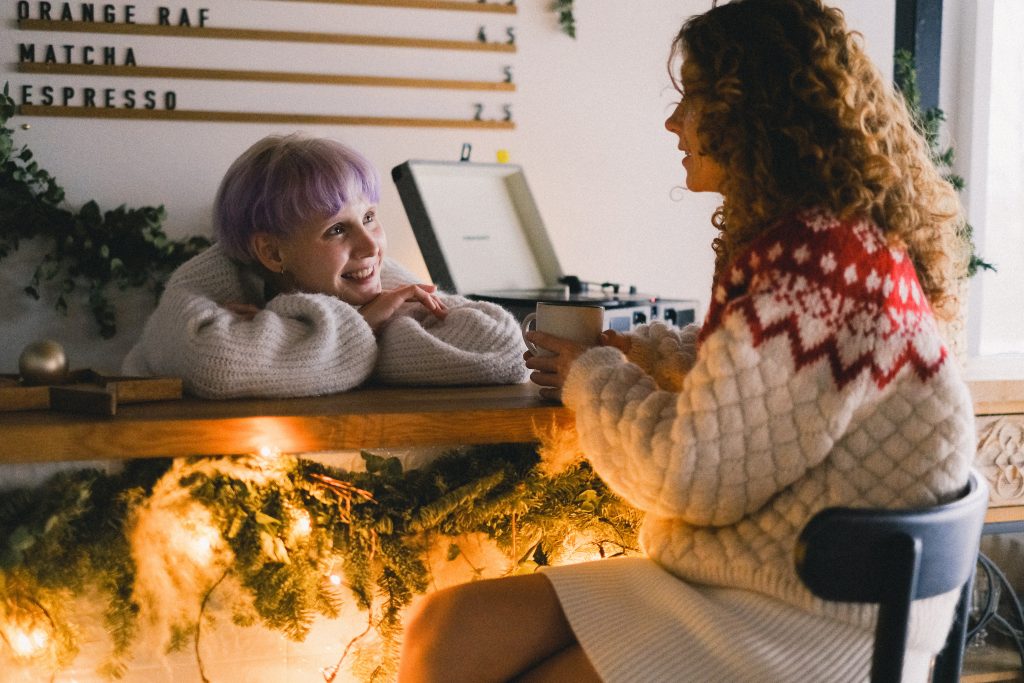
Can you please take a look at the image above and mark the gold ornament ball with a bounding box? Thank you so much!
[19,340,69,386]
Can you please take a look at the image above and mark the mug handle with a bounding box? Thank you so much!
[521,313,539,354]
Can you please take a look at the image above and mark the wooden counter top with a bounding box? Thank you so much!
[0,383,572,464]
[1,377,1018,466]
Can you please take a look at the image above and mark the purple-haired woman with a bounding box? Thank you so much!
[122,134,527,398]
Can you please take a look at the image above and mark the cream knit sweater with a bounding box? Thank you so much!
[562,208,976,649]
[122,244,528,398]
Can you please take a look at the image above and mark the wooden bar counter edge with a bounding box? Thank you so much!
[0,382,573,464]
[0,376,1019,464]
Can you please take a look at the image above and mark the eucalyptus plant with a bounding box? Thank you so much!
[0,83,210,338]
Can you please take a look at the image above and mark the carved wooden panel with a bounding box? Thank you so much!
[976,414,1024,506]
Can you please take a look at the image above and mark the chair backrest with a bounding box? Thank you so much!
[795,470,989,683]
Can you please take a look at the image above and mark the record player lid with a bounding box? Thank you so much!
[392,160,563,294]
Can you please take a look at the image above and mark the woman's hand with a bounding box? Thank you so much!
[359,284,448,333]
[525,329,632,401]
[523,331,589,402]
[600,329,632,355]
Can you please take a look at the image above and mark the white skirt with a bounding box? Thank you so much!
[541,557,934,682]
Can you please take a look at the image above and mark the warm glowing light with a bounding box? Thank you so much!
[329,574,342,586]
[7,625,49,657]
[257,445,280,460]
[175,511,222,566]
[291,509,312,539]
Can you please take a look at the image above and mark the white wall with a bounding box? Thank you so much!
[0,1,896,374]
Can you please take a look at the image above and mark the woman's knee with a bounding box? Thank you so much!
[403,583,469,651]
[399,583,485,681]
[399,574,574,682]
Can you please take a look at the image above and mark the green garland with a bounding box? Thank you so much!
[0,459,168,677]
[0,84,211,338]
[0,445,642,680]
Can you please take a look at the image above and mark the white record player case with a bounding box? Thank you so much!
[392,159,699,330]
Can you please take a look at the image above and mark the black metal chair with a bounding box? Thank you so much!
[795,470,989,683]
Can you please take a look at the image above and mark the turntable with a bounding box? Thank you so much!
[391,159,699,332]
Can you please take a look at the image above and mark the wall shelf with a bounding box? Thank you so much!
[18,63,516,92]
[17,104,516,128]
[17,19,517,52]
[270,0,518,13]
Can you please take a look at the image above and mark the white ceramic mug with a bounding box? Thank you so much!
[521,303,605,356]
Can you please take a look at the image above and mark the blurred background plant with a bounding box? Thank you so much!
[894,49,996,278]
[0,83,210,338]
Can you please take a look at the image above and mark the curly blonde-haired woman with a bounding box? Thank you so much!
[680,0,966,320]
[398,1,976,681]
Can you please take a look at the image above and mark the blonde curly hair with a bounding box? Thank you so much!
[671,0,966,319]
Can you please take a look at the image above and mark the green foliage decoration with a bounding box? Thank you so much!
[0,444,642,681]
[893,50,995,278]
[0,83,211,338]
[552,0,576,38]
[0,459,170,678]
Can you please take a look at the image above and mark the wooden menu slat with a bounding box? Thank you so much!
[18,104,516,129]
[17,19,517,52]
[271,0,518,13]
[19,63,516,92]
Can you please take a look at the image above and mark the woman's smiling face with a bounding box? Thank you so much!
[276,196,386,305]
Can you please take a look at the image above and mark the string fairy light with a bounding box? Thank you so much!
[7,623,49,658]
[173,509,222,567]
[291,508,312,539]
[0,598,54,661]
[257,445,280,460]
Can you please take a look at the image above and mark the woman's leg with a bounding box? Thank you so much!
[398,572,598,683]
[515,643,601,683]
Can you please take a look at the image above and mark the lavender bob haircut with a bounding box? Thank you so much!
[214,133,381,263]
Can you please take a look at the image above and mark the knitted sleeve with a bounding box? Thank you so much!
[562,312,825,526]
[562,210,952,525]
[623,322,701,391]
[374,297,529,386]
[122,246,377,398]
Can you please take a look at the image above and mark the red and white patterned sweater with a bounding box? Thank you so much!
[562,208,976,649]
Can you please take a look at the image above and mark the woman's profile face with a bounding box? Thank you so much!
[277,196,386,305]
[664,76,726,194]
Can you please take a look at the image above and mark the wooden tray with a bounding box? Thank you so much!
[0,370,182,415]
